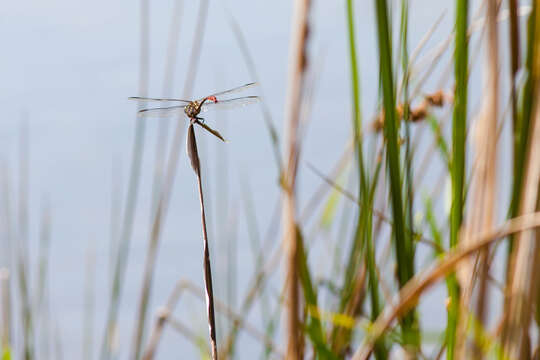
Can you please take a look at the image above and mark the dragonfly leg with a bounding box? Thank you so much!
[196,116,205,124]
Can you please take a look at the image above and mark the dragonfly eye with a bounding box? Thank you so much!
[206,96,218,103]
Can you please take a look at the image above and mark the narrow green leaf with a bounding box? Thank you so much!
[296,226,337,359]
[448,0,469,356]
[374,0,418,350]
[319,181,343,230]
[428,114,451,169]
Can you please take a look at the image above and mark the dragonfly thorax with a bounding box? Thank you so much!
[184,101,201,118]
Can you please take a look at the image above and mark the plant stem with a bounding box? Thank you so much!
[448,0,469,357]
[187,124,218,360]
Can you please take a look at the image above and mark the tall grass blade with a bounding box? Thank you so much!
[226,12,282,172]
[332,2,385,357]
[427,115,450,167]
[131,4,185,359]
[447,0,469,357]
[18,118,33,360]
[83,245,96,360]
[508,0,520,140]
[101,1,149,358]
[373,0,418,351]
[34,198,51,317]
[296,226,337,359]
[0,269,10,352]
[508,1,536,252]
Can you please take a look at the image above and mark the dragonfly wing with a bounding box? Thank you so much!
[138,105,186,117]
[200,96,260,113]
[129,96,191,103]
[203,82,258,100]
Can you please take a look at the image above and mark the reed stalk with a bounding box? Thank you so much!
[0,268,10,353]
[373,0,419,351]
[186,122,218,359]
[281,0,311,358]
[447,0,469,357]
[100,0,149,358]
[501,4,540,358]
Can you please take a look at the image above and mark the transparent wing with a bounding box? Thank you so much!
[203,82,258,100]
[129,96,191,104]
[138,105,186,117]
[200,96,260,113]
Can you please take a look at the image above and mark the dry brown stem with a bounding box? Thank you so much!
[281,0,311,358]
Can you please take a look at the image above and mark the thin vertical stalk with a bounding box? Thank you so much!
[339,1,372,354]
[109,158,122,282]
[296,227,335,358]
[282,0,311,358]
[83,245,96,360]
[227,13,282,172]
[0,163,13,356]
[130,2,186,359]
[0,268,10,352]
[508,0,536,254]
[18,118,33,360]
[399,8,419,355]
[447,0,469,357]
[346,0,365,184]
[101,0,149,358]
[150,0,184,216]
[508,0,520,138]
[34,198,51,316]
[460,0,498,356]
[501,4,540,358]
[34,198,51,359]
[364,162,386,359]
[399,0,415,290]
[344,7,374,344]
[186,123,218,360]
[373,0,418,350]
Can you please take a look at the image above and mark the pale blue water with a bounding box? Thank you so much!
[0,0,516,358]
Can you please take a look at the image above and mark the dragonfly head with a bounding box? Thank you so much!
[206,96,218,103]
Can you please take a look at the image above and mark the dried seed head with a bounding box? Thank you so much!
[426,90,445,107]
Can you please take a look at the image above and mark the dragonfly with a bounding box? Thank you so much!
[129,82,259,142]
